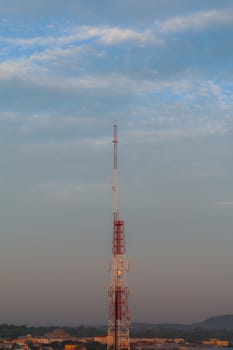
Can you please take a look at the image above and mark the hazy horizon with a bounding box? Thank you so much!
[1,313,231,327]
[0,0,233,325]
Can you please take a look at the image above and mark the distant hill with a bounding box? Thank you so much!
[132,314,233,333]
[131,315,233,340]
[197,314,233,330]
[132,322,190,331]
[132,314,233,331]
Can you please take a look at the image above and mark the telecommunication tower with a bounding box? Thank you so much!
[107,124,130,350]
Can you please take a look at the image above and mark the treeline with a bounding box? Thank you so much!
[0,324,105,338]
[131,325,233,342]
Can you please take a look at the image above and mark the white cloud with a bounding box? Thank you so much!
[29,45,86,64]
[0,35,56,47]
[61,25,163,46]
[0,56,192,95]
[0,25,162,49]
[159,7,233,33]
[0,60,34,79]
[96,27,160,45]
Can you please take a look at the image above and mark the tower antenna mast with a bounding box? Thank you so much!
[107,124,130,350]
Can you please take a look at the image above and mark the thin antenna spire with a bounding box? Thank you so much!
[112,124,118,217]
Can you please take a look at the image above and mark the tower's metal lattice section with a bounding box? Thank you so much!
[107,125,130,350]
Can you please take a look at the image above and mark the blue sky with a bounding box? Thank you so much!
[0,0,233,326]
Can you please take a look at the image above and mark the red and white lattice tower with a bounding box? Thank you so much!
[107,124,130,350]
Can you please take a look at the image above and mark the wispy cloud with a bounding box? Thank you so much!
[127,122,228,144]
[0,60,35,79]
[0,25,162,49]
[95,27,160,45]
[158,7,233,33]
[211,201,233,207]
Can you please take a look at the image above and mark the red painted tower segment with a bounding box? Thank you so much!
[113,220,125,255]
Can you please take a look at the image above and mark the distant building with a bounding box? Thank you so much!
[202,339,230,347]
[0,343,12,350]
[45,329,70,341]
[64,344,86,350]
[93,337,107,344]
[12,344,29,350]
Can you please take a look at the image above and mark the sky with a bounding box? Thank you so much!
[0,0,233,326]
